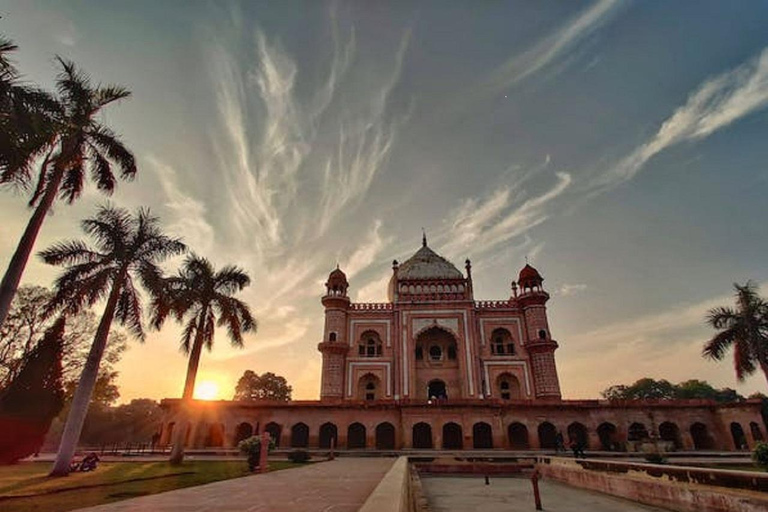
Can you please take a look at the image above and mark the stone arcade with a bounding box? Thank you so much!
[160,239,764,452]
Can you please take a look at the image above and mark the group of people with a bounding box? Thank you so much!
[69,452,100,472]
[555,431,586,458]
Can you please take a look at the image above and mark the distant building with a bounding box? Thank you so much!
[161,239,765,452]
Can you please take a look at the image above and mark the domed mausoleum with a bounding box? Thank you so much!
[160,239,764,453]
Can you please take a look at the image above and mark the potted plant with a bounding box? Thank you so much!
[238,435,276,472]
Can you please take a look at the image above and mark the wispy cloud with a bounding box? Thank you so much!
[317,30,411,234]
[343,220,392,278]
[486,0,622,91]
[594,47,768,190]
[441,171,572,260]
[149,156,214,254]
[557,283,588,296]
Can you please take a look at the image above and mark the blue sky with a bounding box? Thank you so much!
[2,0,768,401]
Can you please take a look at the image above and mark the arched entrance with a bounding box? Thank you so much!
[376,422,396,449]
[413,422,433,449]
[691,422,714,450]
[206,423,224,447]
[659,422,682,450]
[473,422,493,449]
[567,422,588,448]
[347,422,366,449]
[730,422,747,450]
[234,422,253,445]
[751,422,765,442]
[597,423,618,451]
[508,422,529,449]
[265,422,282,447]
[428,380,447,400]
[538,422,557,449]
[628,423,649,442]
[319,422,337,449]
[442,423,463,449]
[290,423,309,448]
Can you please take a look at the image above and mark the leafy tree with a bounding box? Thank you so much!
[233,371,292,401]
[601,377,745,403]
[148,254,255,464]
[41,206,184,476]
[602,378,677,400]
[676,379,744,403]
[704,281,768,385]
[0,318,64,464]
[0,285,126,388]
[0,57,136,330]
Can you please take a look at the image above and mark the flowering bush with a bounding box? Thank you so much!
[753,442,768,470]
[238,435,276,471]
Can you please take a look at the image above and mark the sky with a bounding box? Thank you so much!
[1,0,768,403]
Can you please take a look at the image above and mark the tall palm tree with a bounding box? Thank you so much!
[149,255,255,464]
[0,36,59,181]
[41,205,185,476]
[704,281,768,386]
[0,57,135,330]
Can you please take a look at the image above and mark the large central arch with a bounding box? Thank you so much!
[414,326,461,400]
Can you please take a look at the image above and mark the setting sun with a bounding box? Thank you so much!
[194,381,221,401]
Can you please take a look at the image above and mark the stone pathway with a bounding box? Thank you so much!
[421,475,670,511]
[77,458,395,512]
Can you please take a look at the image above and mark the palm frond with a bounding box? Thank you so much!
[88,125,136,179]
[214,265,251,294]
[92,85,131,109]
[87,144,115,193]
[37,239,103,266]
[54,56,91,110]
[179,316,198,355]
[702,329,736,361]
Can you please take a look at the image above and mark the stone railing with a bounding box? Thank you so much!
[349,302,394,311]
[537,456,768,512]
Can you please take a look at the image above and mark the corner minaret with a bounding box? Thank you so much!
[318,266,350,401]
[516,264,562,399]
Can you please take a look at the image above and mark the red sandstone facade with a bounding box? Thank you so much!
[160,241,765,453]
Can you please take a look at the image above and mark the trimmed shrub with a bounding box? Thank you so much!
[288,450,311,463]
[238,435,276,471]
[753,442,768,470]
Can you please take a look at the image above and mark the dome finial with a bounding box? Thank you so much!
[422,228,427,247]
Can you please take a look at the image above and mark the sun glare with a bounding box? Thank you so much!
[195,381,220,400]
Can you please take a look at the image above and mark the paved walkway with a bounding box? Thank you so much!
[421,476,670,512]
[77,458,395,512]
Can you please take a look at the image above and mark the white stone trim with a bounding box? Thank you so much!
[479,317,523,346]
[403,309,474,396]
[402,327,408,396]
[483,360,531,397]
[348,361,392,398]
[349,319,392,347]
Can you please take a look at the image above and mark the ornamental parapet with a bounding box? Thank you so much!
[349,302,394,311]
[395,279,470,302]
[475,300,518,310]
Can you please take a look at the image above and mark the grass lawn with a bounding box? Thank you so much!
[0,460,305,512]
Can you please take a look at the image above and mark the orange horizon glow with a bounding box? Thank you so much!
[194,380,222,401]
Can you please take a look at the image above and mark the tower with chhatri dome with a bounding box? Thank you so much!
[318,235,562,404]
[159,237,764,453]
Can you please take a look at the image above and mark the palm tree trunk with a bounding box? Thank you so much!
[49,270,124,476]
[761,360,768,388]
[0,164,64,329]
[169,309,208,465]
